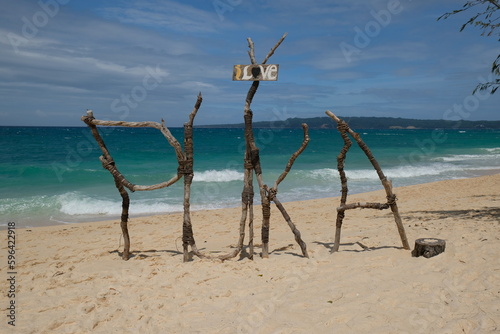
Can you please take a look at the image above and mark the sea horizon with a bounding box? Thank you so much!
[1,126,499,229]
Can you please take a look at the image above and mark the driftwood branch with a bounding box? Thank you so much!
[247,37,257,65]
[329,116,352,252]
[217,167,253,261]
[274,123,309,189]
[271,196,308,258]
[116,180,130,260]
[326,110,410,252]
[337,202,390,211]
[99,154,181,192]
[82,113,186,192]
[262,32,288,64]
[259,123,310,258]
[83,117,184,163]
[81,93,203,261]
[180,93,207,262]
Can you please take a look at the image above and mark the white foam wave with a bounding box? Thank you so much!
[193,169,243,182]
[383,164,464,179]
[308,168,338,180]
[58,193,121,215]
[307,163,468,181]
[483,147,500,153]
[437,154,500,162]
[58,193,183,216]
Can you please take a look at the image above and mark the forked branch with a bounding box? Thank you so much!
[262,123,310,258]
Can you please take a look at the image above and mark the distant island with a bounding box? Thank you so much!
[197,116,500,129]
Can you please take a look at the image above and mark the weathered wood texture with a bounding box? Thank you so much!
[233,64,279,81]
[220,32,309,260]
[326,110,410,252]
[412,238,446,258]
[81,93,203,261]
[180,94,204,262]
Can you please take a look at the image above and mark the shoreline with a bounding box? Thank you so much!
[1,173,499,333]
[14,171,500,231]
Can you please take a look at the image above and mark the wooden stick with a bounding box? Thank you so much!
[263,124,310,257]
[99,154,181,192]
[332,118,352,252]
[262,32,287,64]
[82,114,133,259]
[83,117,184,162]
[82,113,185,192]
[337,202,390,211]
[272,196,308,258]
[181,93,203,262]
[217,168,252,261]
[274,123,310,189]
[247,37,257,65]
[116,179,131,260]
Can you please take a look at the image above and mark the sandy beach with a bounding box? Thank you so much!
[1,174,499,333]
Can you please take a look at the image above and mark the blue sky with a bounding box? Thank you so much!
[0,0,498,126]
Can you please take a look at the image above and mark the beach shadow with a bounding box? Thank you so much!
[109,248,182,259]
[109,244,311,261]
[313,241,335,252]
[406,208,500,221]
[313,241,403,253]
[340,245,404,253]
[283,251,308,258]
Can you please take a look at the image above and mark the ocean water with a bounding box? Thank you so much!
[1,126,499,228]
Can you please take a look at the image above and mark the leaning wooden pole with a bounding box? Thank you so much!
[116,180,131,260]
[181,93,204,262]
[82,112,132,260]
[332,120,352,252]
[244,81,260,259]
[326,110,410,251]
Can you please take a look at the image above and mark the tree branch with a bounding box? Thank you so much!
[247,38,257,65]
[274,123,309,188]
[262,32,288,64]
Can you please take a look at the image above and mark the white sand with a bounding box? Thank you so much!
[1,174,499,333]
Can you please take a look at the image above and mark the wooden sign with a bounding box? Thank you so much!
[233,64,279,81]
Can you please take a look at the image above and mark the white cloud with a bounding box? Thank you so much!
[0,0,497,126]
[97,0,226,33]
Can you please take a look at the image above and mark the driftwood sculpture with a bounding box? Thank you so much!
[220,33,309,260]
[326,110,410,252]
[81,35,309,262]
[81,93,203,261]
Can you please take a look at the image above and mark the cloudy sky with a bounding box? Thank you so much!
[0,0,498,126]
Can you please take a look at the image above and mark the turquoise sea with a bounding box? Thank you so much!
[1,126,499,228]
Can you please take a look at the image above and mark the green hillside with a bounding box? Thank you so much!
[198,116,500,129]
